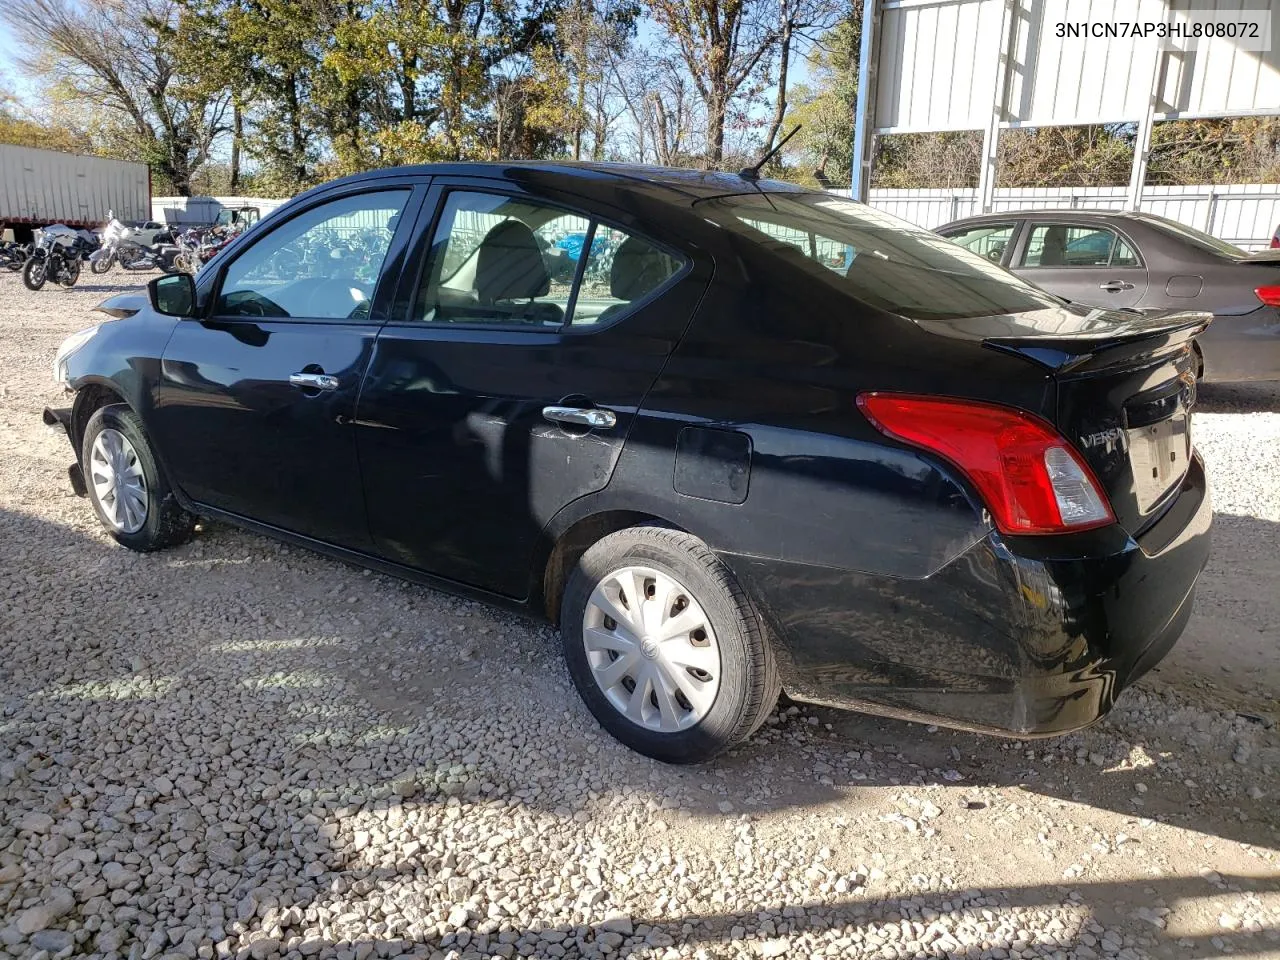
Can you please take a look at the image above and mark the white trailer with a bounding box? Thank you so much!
[0,145,150,242]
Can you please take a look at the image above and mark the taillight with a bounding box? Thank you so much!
[857,393,1114,535]
[1256,285,1280,307]
[1271,234,1280,249]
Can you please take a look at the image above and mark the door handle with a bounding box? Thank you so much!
[1099,281,1135,293]
[542,405,617,429]
[289,372,339,391]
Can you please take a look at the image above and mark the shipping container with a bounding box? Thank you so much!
[0,145,150,242]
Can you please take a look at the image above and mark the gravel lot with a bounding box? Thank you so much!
[1,273,1277,960]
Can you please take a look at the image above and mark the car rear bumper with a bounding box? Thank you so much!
[1199,305,1280,382]
[725,451,1212,737]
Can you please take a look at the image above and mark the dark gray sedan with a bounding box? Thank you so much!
[938,210,1280,382]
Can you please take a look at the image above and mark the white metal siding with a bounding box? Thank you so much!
[864,184,1280,249]
[0,146,149,225]
[153,196,291,226]
[873,0,1280,132]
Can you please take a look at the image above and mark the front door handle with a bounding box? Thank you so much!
[1099,280,1135,293]
[289,372,339,391]
[542,405,617,429]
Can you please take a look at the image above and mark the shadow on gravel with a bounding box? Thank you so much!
[214,873,1280,959]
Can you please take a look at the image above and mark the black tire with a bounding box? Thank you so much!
[61,258,81,287]
[81,404,196,552]
[560,525,779,764]
[90,254,114,275]
[22,257,47,291]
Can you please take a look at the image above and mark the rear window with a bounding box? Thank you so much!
[1138,214,1245,259]
[698,193,1061,321]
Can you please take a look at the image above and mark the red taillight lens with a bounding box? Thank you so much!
[1256,285,1280,307]
[1271,235,1280,249]
[857,393,1115,536]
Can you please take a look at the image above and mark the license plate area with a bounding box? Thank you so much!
[1128,413,1190,514]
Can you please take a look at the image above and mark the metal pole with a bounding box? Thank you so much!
[1127,37,1166,210]
[850,0,881,202]
[977,0,1015,214]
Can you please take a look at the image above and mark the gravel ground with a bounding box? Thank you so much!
[1,272,1277,960]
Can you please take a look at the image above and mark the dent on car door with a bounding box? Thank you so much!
[152,185,425,547]
[354,183,706,597]
[1011,222,1149,309]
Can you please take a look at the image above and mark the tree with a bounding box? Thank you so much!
[0,82,97,153]
[758,0,842,158]
[645,0,779,165]
[1,0,231,195]
[783,13,858,187]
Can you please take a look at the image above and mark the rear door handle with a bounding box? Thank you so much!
[542,405,617,429]
[1099,280,1135,293]
[289,372,340,391]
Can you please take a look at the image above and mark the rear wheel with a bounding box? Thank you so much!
[82,405,196,552]
[22,257,47,290]
[61,258,81,287]
[561,525,779,763]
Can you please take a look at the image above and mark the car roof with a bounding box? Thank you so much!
[299,161,811,206]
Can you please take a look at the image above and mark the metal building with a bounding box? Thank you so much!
[852,0,1280,211]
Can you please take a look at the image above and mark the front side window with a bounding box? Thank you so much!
[1019,224,1140,268]
[698,193,1060,321]
[943,223,1016,263]
[216,190,407,320]
[414,191,684,328]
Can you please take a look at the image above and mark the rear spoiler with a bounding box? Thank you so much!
[982,310,1211,374]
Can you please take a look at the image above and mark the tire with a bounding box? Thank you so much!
[61,259,81,287]
[560,525,779,764]
[22,257,47,291]
[81,404,196,552]
[90,254,114,275]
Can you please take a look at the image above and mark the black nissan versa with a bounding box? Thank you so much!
[45,163,1212,763]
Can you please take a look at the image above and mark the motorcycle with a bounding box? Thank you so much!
[0,240,33,271]
[22,225,97,291]
[90,212,179,274]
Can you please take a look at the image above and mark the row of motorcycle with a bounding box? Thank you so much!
[0,213,242,291]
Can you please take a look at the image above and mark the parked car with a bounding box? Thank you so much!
[937,210,1280,382]
[45,164,1211,763]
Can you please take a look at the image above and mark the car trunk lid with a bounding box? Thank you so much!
[977,307,1209,534]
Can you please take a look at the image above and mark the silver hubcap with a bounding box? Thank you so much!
[89,428,147,534]
[583,565,721,733]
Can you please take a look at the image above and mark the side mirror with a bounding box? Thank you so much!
[149,273,195,317]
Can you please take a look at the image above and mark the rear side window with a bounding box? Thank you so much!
[943,223,1016,263]
[698,194,1059,321]
[413,190,684,328]
[569,227,683,327]
[1019,224,1141,268]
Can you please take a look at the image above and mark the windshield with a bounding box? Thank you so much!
[1138,213,1245,259]
[697,193,1063,321]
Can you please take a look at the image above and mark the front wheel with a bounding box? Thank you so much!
[560,525,779,763]
[22,257,47,290]
[90,253,115,274]
[81,405,196,552]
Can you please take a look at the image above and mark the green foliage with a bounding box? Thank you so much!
[783,14,858,187]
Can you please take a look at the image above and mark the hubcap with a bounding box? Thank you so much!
[583,565,721,733]
[89,428,148,534]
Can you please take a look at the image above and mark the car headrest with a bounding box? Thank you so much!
[475,221,550,302]
[610,236,672,301]
[1040,228,1067,266]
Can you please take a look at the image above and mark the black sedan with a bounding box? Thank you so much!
[937,210,1280,382]
[46,163,1211,763]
